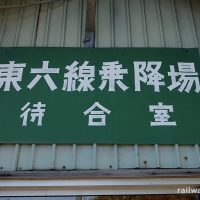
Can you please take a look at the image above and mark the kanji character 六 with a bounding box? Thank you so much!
[27,61,59,91]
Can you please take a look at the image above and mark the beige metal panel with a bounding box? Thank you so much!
[17,145,34,170]
[96,145,115,170]
[158,145,179,168]
[37,1,64,47]
[62,0,84,47]
[190,0,200,47]
[17,1,40,46]
[0,144,19,171]
[0,1,6,44]
[54,145,74,170]
[76,145,94,170]
[179,145,200,168]
[36,0,85,47]
[143,0,164,47]
[0,0,199,48]
[113,0,130,47]
[0,0,86,47]
[138,145,158,168]
[128,0,147,47]
[95,0,200,48]
[95,0,112,47]
[96,0,131,47]
[174,0,198,48]
[0,0,39,46]
[32,145,54,170]
[1,144,200,171]
[0,0,22,47]
[35,1,60,46]
[118,145,137,169]
[158,0,181,47]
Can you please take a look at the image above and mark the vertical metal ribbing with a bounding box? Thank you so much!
[155,0,165,47]
[0,0,9,46]
[110,0,114,47]
[14,0,25,47]
[31,1,41,46]
[43,1,52,46]
[13,144,20,171]
[30,144,35,170]
[126,0,132,47]
[113,145,118,170]
[51,144,56,169]
[154,144,160,168]
[175,144,181,168]
[92,143,97,169]
[61,0,68,47]
[134,144,139,168]
[141,0,148,47]
[171,0,182,48]
[81,0,87,47]
[72,144,76,169]
[77,0,83,47]
[195,144,200,168]
[188,0,199,47]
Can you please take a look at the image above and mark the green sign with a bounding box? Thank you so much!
[0,47,200,144]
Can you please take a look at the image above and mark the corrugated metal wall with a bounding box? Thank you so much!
[96,0,200,48]
[1,0,200,48]
[0,144,200,170]
[0,0,86,47]
[0,0,200,171]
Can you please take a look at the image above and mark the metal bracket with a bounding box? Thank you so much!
[84,31,95,48]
